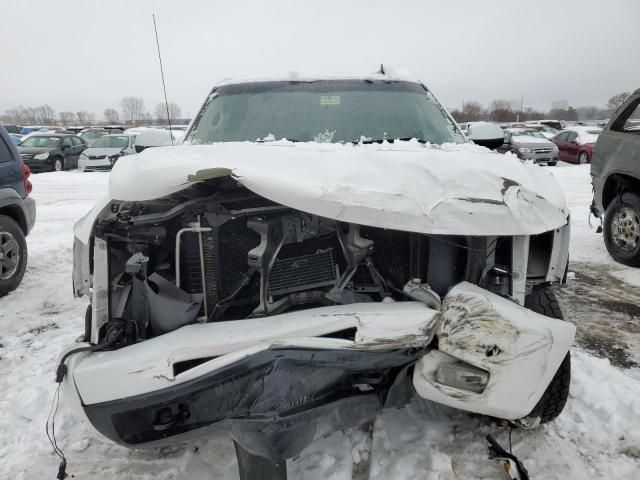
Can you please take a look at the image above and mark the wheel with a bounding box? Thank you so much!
[0,215,28,297]
[53,157,64,171]
[603,192,640,266]
[521,284,571,425]
[578,151,589,164]
[547,161,557,166]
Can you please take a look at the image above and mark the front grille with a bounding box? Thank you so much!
[269,248,337,295]
[89,155,107,160]
[533,148,552,154]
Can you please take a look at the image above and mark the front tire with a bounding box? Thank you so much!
[0,215,28,297]
[603,192,640,266]
[578,151,589,164]
[520,284,571,425]
[53,157,64,172]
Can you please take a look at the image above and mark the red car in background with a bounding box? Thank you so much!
[552,126,602,164]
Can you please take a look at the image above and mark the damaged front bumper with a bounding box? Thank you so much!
[62,282,574,460]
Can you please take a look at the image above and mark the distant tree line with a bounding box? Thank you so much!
[0,97,183,126]
[450,91,634,123]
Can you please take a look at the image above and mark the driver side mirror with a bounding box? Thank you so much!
[466,122,505,150]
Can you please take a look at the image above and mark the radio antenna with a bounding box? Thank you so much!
[152,14,173,145]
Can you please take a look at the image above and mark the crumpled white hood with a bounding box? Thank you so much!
[106,140,568,236]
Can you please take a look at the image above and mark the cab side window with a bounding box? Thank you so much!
[63,137,73,149]
[71,136,83,147]
[612,99,640,135]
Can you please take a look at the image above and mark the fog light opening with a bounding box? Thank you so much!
[435,362,489,394]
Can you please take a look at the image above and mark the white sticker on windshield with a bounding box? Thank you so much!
[320,95,340,106]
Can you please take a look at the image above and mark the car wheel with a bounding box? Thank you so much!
[515,284,570,426]
[547,161,557,166]
[0,215,28,297]
[53,157,64,172]
[578,151,589,164]
[603,193,640,266]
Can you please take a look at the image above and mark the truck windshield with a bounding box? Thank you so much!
[186,80,464,145]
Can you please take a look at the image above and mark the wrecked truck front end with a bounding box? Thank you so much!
[64,141,573,461]
[63,78,574,462]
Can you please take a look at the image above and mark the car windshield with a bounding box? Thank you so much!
[186,80,464,145]
[20,136,61,148]
[92,135,129,148]
[80,131,107,140]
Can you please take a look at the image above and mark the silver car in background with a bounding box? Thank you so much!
[78,133,137,172]
[499,127,559,166]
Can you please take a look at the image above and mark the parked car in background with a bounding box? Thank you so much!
[78,133,137,172]
[19,126,47,135]
[523,124,559,139]
[465,121,505,149]
[129,126,175,151]
[1,125,21,134]
[499,127,559,165]
[591,88,640,266]
[0,126,35,296]
[17,133,87,172]
[8,133,23,145]
[529,119,563,131]
[78,128,113,146]
[552,126,602,164]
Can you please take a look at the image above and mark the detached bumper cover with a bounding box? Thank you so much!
[63,283,574,459]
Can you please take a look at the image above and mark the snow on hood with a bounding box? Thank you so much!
[106,141,568,236]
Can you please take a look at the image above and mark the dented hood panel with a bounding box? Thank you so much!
[107,141,568,236]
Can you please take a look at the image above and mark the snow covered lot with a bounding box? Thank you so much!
[1,164,640,479]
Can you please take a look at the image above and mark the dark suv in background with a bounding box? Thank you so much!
[0,126,35,296]
[591,88,640,265]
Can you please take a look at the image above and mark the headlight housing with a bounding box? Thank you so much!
[552,145,559,153]
[518,147,532,154]
[80,153,88,161]
[34,152,49,160]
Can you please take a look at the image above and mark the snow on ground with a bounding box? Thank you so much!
[1,164,640,479]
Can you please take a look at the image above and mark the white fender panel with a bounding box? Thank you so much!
[412,282,575,419]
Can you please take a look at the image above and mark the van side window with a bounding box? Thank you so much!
[612,98,640,134]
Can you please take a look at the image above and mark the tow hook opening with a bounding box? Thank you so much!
[153,403,191,431]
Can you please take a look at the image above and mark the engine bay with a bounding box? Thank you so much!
[90,178,536,345]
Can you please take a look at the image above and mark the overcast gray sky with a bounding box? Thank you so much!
[2,0,639,119]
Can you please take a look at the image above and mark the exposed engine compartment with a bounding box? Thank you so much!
[90,177,554,345]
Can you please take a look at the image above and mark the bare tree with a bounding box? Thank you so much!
[576,105,606,121]
[154,102,182,122]
[549,100,577,121]
[488,99,516,122]
[34,105,56,124]
[103,108,120,124]
[606,92,631,115]
[58,111,77,125]
[120,96,146,125]
[76,111,95,125]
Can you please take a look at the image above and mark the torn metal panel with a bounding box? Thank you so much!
[71,301,439,405]
[412,282,575,419]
